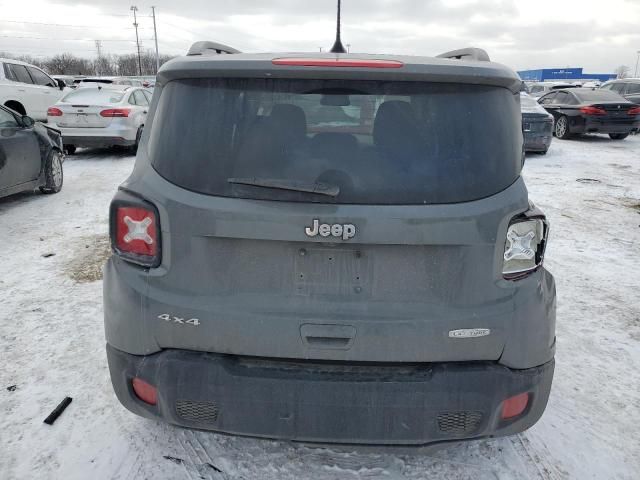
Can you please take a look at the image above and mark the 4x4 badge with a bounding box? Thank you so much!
[305,219,356,240]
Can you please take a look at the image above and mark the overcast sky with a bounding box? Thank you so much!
[1,0,639,73]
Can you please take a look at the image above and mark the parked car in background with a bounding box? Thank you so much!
[53,75,77,88]
[528,82,579,98]
[520,92,553,154]
[0,104,64,199]
[538,88,640,140]
[75,77,143,88]
[0,58,67,121]
[600,78,640,105]
[47,86,151,153]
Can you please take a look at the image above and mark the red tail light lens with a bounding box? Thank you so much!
[100,108,131,117]
[272,58,404,68]
[501,392,530,419]
[132,378,157,405]
[579,106,606,115]
[110,197,161,267]
[628,106,640,115]
[47,107,63,117]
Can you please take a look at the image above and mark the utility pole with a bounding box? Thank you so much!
[635,50,640,78]
[131,5,143,76]
[95,40,103,75]
[151,6,160,74]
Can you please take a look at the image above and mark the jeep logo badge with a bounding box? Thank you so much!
[305,219,356,240]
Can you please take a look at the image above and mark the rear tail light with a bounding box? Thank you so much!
[579,106,606,115]
[272,57,404,68]
[100,108,131,117]
[502,209,549,280]
[47,107,63,117]
[110,194,161,267]
[628,106,640,115]
[501,392,530,419]
[132,378,157,405]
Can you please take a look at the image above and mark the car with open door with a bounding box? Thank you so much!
[0,104,64,199]
[538,88,640,139]
[47,86,151,154]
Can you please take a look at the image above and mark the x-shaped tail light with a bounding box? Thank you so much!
[123,216,154,244]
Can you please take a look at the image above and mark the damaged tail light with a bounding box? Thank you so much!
[502,209,549,280]
[110,193,161,267]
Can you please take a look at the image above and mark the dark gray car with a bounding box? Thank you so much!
[521,92,553,154]
[104,43,556,445]
[0,104,63,199]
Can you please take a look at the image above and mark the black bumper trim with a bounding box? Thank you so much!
[107,344,554,445]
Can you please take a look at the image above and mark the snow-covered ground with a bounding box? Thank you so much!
[1,137,639,480]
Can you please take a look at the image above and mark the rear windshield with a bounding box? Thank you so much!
[574,89,624,102]
[149,79,522,204]
[62,89,124,104]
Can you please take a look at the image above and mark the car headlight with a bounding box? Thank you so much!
[502,216,548,280]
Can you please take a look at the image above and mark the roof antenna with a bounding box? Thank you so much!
[330,0,347,54]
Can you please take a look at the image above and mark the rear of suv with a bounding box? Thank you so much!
[104,42,556,445]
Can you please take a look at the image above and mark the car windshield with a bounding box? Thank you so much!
[574,89,626,102]
[61,89,125,104]
[149,78,522,205]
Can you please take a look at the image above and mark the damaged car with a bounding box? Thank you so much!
[0,104,64,199]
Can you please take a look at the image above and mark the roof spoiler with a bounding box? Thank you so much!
[436,47,490,62]
[187,41,241,56]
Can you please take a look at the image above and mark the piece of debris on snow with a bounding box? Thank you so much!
[7,385,17,392]
[41,253,56,258]
[576,178,601,184]
[44,397,73,425]
[163,455,184,465]
[205,463,223,473]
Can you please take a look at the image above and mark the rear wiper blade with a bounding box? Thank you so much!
[227,177,340,197]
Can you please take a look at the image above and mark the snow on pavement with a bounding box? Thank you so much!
[1,137,639,480]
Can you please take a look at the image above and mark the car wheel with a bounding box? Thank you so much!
[39,150,64,194]
[609,133,629,140]
[64,145,76,155]
[554,116,571,139]
[131,126,143,153]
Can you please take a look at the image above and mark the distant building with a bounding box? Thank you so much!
[517,67,615,83]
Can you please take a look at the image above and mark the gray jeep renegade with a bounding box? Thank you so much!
[104,39,556,445]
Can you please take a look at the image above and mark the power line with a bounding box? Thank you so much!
[0,19,153,29]
[0,35,135,42]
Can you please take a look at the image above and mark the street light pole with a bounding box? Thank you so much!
[151,6,160,74]
[634,50,640,78]
[131,5,143,76]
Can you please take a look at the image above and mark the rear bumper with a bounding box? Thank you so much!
[52,123,138,146]
[572,118,640,134]
[107,344,554,445]
[61,135,135,147]
[524,132,552,152]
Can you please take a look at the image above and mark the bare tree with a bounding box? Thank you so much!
[614,65,630,79]
[1,51,175,77]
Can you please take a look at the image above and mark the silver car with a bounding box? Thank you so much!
[47,86,151,154]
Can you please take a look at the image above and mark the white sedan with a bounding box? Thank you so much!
[46,86,151,154]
